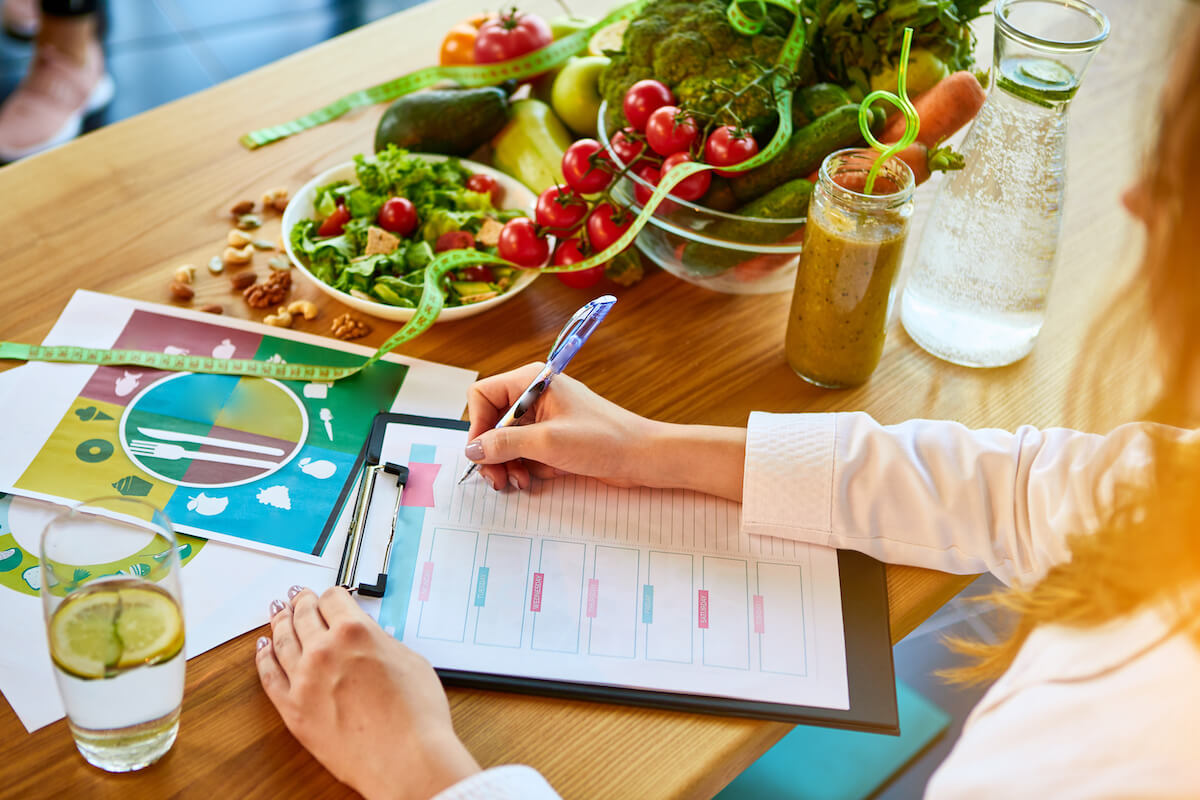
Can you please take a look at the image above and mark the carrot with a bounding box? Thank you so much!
[896,143,932,185]
[881,71,985,149]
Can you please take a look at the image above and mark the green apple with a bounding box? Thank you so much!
[870,49,950,96]
[551,55,610,137]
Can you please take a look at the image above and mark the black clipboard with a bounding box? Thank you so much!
[363,413,898,735]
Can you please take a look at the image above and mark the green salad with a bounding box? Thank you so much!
[289,146,526,308]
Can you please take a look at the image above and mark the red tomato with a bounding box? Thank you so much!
[644,105,699,156]
[632,164,659,206]
[610,128,648,168]
[622,79,675,132]
[535,185,589,234]
[317,202,350,237]
[377,197,418,236]
[561,139,613,195]
[466,173,503,205]
[459,264,496,282]
[586,203,633,253]
[704,126,760,178]
[661,152,711,202]
[552,239,604,289]
[498,217,550,268]
[435,230,476,252]
[473,9,552,64]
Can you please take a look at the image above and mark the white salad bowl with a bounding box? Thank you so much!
[282,155,539,323]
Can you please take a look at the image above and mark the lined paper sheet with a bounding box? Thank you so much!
[367,420,849,711]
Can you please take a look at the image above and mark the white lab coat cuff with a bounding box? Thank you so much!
[432,765,560,800]
[742,411,836,544]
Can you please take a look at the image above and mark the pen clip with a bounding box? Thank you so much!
[549,295,616,363]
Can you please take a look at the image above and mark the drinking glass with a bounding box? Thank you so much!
[40,497,185,772]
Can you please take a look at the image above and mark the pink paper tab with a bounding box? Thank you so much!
[530,572,544,612]
[753,594,765,634]
[586,578,600,618]
[418,561,434,601]
[697,589,710,629]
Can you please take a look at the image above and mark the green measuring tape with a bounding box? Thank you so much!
[1,1,810,383]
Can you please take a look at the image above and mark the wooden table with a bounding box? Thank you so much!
[0,0,1181,796]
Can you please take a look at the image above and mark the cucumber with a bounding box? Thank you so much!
[730,104,864,203]
[682,179,813,276]
[375,87,509,157]
[790,83,853,129]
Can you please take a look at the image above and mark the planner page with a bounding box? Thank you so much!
[364,419,849,711]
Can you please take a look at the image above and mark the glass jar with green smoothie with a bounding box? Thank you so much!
[785,148,915,388]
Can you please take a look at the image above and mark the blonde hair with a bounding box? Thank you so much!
[943,9,1200,685]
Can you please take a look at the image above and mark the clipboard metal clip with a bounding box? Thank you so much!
[336,459,409,597]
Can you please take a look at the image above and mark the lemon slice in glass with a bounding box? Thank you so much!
[50,584,184,679]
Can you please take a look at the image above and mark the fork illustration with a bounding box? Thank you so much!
[129,440,278,469]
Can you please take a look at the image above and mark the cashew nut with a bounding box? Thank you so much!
[227,229,254,247]
[223,244,254,265]
[173,264,196,284]
[287,300,319,320]
[263,306,293,327]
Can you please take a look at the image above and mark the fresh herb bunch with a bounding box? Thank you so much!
[804,0,988,93]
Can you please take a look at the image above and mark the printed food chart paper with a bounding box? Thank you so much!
[357,419,850,711]
[0,292,476,731]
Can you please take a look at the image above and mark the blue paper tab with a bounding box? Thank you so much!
[642,584,654,623]
[475,567,490,607]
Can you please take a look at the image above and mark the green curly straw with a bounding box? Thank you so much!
[858,27,920,195]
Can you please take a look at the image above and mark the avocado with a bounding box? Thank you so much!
[374,87,510,157]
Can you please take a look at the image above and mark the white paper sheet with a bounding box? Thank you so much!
[367,419,850,711]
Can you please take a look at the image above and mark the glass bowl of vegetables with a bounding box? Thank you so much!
[282,148,540,322]
[597,102,806,295]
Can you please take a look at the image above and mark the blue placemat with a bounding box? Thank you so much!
[717,682,950,800]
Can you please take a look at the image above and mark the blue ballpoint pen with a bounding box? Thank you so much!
[458,294,617,484]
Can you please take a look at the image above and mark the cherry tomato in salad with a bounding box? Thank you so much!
[645,105,699,156]
[609,128,648,168]
[586,202,633,253]
[317,202,350,237]
[561,139,613,195]
[498,217,550,268]
[435,230,476,252]
[466,173,503,205]
[459,264,496,282]
[631,164,659,206]
[474,9,552,64]
[535,185,589,234]
[551,239,604,289]
[377,197,418,236]
[704,126,761,177]
[660,151,711,202]
[622,79,675,132]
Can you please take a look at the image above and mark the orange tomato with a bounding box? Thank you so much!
[439,14,497,66]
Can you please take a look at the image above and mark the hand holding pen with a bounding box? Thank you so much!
[461,296,620,490]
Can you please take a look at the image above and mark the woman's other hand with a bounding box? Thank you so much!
[255,586,480,800]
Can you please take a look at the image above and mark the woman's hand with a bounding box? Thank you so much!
[465,364,747,502]
[255,586,480,800]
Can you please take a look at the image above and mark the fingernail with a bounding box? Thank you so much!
[287,585,304,600]
[465,440,484,462]
[509,474,521,490]
[486,475,498,491]
[256,636,270,651]
[269,599,285,617]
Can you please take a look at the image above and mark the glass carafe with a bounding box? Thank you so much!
[899,0,1109,367]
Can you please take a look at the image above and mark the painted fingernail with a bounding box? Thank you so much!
[509,474,521,490]
[465,440,484,462]
[287,585,304,600]
[256,636,270,651]
[269,599,286,617]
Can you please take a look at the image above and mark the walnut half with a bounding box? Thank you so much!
[330,313,371,340]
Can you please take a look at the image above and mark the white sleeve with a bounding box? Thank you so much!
[431,766,561,800]
[741,412,1176,586]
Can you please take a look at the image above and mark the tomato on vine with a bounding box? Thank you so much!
[535,185,589,235]
[609,128,648,168]
[561,139,613,194]
[498,217,549,268]
[473,9,551,64]
[632,164,659,207]
[645,106,699,156]
[552,239,604,289]
[622,79,675,132]
[704,126,760,177]
[660,152,711,202]
[586,203,633,252]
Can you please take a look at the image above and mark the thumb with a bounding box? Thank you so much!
[465,425,544,465]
